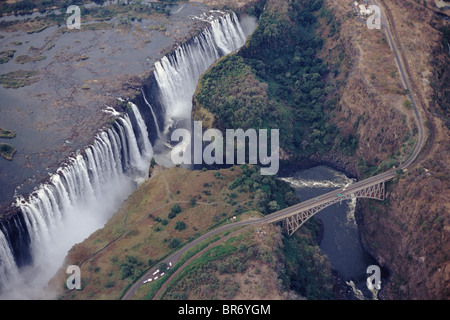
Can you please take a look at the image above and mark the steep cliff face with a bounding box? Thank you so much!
[360,3,449,299]
[317,0,414,177]
[322,0,449,299]
[358,163,449,299]
[191,0,449,299]
[38,0,447,300]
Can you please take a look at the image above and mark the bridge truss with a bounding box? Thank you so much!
[282,181,386,236]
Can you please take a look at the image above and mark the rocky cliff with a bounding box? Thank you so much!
[193,0,449,299]
[324,0,449,299]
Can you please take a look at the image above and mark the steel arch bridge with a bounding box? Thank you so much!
[262,178,390,236]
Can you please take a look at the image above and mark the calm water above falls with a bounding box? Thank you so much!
[0,11,256,299]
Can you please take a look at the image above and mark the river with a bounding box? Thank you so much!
[280,165,380,300]
[0,1,383,300]
[0,5,257,299]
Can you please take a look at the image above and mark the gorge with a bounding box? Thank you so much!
[0,8,256,299]
[0,0,448,300]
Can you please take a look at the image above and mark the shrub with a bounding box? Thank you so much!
[171,204,181,214]
[403,99,414,110]
[168,212,176,219]
[268,201,280,212]
[120,264,132,279]
[169,237,181,249]
[168,204,181,219]
[175,221,186,231]
[158,262,168,271]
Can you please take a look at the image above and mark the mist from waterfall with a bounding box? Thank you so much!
[150,12,256,167]
[0,12,256,299]
[153,12,251,129]
[0,105,152,299]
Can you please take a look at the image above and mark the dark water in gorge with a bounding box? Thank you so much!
[280,165,380,299]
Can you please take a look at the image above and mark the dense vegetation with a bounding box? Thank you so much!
[192,0,344,300]
[0,0,173,32]
[194,0,358,160]
[227,164,299,215]
[280,221,334,300]
[0,0,173,16]
[0,0,86,15]
[161,221,334,300]
[195,54,283,135]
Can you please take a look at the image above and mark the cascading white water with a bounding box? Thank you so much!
[0,229,20,283]
[280,177,353,189]
[210,13,246,55]
[0,11,255,299]
[141,89,162,137]
[0,106,152,299]
[153,12,249,130]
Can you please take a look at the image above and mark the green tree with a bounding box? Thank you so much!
[175,221,186,231]
[168,204,181,219]
[268,201,280,212]
[120,264,132,280]
[158,262,168,271]
[285,191,300,206]
[171,204,181,214]
[169,237,181,249]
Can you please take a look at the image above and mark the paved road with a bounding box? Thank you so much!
[373,0,425,168]
[121,1,426,300]
[120,217,260,300]
[121,169,397,300]
[121,168,394,300]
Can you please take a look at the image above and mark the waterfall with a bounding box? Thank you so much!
[210,13,246,55]
[130,102,153,159]
[141,89,162,138]
[0,106,153,298]
[0,11,255,299]
[153,12,249,130]
[0,229,20,283]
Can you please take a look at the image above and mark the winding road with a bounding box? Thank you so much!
[374,0,426,168]
[121,0,428,300]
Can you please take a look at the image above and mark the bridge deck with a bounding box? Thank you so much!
[261,171,395,235]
